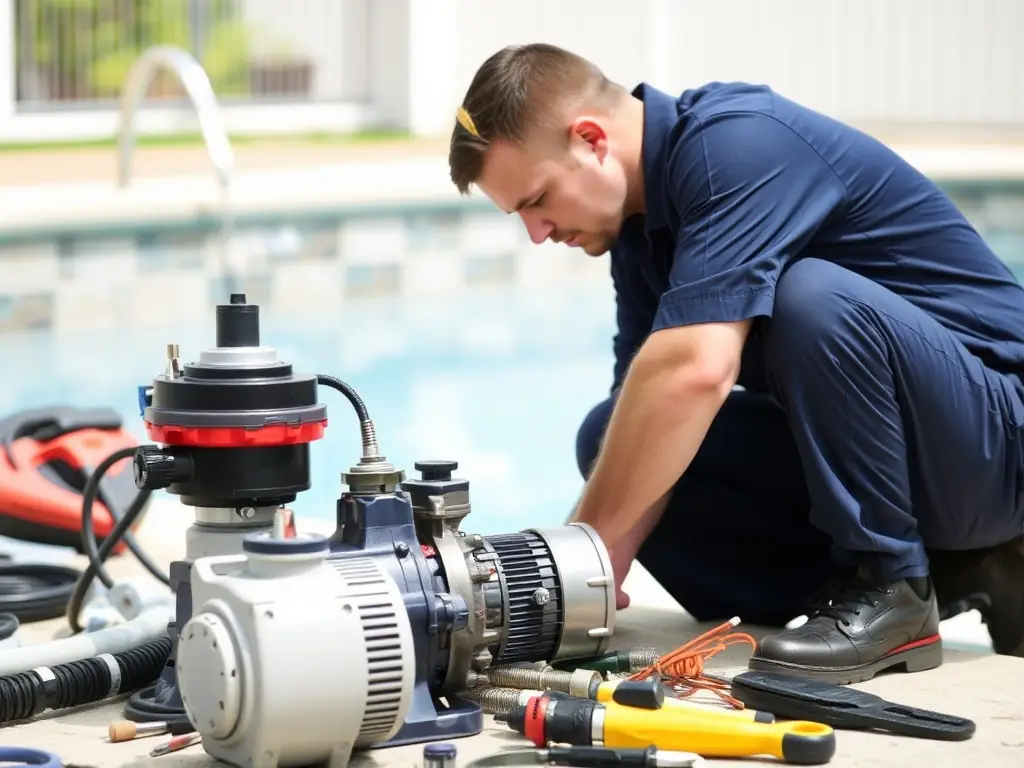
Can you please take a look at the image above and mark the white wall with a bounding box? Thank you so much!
[659,0,1023,127]
[241,0,371,102]
[0,0,1020,142]
[412,0,1024,137]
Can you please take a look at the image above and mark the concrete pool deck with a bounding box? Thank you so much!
[2,504,1023,767]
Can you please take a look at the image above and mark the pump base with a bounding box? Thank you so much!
[123,675,191,729]
[122,560,192,728]
[375,682,484,748]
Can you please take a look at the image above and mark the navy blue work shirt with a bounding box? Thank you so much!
[609,82,1024,392]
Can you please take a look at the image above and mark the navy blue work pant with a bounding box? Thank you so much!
[576,258,1024,625]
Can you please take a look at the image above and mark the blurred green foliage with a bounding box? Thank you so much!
[17,0,252,99]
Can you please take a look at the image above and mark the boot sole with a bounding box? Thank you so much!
[747,634,943,685]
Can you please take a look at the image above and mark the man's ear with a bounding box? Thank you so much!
[569,117,609,161]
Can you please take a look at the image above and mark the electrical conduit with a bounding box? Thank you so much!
[0,634,171,724]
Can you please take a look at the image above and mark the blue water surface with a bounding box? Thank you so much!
[0,283,617,536]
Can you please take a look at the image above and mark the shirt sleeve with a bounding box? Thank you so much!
[652,110,849,332]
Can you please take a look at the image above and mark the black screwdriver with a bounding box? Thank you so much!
[544,745,702,768]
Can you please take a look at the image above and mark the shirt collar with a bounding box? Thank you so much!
[632,82,680,235]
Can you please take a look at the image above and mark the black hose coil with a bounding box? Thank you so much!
[0,671,36,722]
[0,635,171,725]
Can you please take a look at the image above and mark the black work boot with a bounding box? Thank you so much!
[928,534,1024,657]
[747,570,942,685]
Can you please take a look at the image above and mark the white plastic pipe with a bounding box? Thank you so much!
[0,606,171,676]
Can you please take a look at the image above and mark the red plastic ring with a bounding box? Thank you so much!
[523,694,549,747]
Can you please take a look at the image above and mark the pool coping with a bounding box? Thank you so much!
[0,155,488,246]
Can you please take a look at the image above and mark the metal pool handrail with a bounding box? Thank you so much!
[116,45,235,191]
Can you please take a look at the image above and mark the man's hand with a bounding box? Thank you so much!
[603,491,671,610]
[616,586,631,610]
[610,547,634,609]
[570,320,750,555]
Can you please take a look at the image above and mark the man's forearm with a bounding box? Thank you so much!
[571,348,733,552]
[614,491,671,555]
[606,490,671,590]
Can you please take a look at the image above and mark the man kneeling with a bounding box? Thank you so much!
[448,43,1024,682]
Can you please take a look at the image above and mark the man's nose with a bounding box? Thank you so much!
[520,213,554,245]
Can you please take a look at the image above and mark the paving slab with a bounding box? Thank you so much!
[2,505,1022,767]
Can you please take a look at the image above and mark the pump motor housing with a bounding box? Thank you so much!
[178,533,418,768]
[329,457,616,746]
[180,500,616,768]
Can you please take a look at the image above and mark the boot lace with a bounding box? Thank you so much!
[806,577,895,628]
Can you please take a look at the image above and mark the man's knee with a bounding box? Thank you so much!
[770,258,860,340]
[764,257,878,373]
[576,397,615,479]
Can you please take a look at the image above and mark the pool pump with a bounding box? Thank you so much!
[126,293,617,768]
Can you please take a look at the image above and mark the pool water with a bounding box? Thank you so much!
[0,282,617,535]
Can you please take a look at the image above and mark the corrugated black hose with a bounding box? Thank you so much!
[0,634,171,724]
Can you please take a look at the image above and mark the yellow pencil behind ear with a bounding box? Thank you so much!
[456,105,479,137]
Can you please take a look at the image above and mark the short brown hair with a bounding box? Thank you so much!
[448,44,620,195]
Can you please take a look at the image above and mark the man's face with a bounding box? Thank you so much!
[474,121,629,257]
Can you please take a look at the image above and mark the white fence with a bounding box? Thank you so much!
[0,0,1021,143]
[452,0,1024,131]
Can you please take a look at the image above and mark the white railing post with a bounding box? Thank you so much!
[365,0,458,137]
[0,0,15,120]
[405,0,458,137]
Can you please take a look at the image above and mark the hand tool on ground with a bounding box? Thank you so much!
[107,719,194,742]
[595,679,775,722]
[497,679,836,764]
[150,732,202,757]
[108,719,167,742]
[463,746,704,768]
[551,647,661,674]
[729,670,976,741]
[465,680,775,723]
